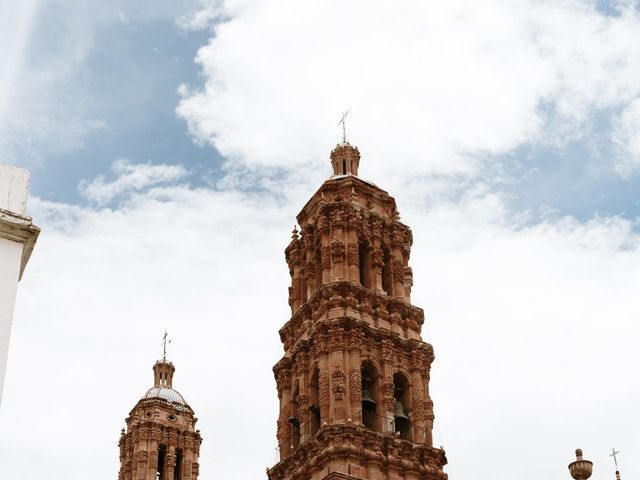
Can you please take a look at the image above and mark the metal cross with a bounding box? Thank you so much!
[610,448,620,469]
[162,330,171,362]
[338,110,350,144]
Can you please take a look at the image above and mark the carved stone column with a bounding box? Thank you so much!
[166,448,176,480]
[347,347,362,423]
[318,355,330,426]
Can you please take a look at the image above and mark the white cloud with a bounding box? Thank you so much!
[177,0,640,177]
[0,0,38,120]
[86,119,110,131]
[78,159,189,204]
[613,96,640,177]
[1,164,639,479]
[176,0,223,31]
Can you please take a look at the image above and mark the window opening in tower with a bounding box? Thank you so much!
[314,248,322,290]
[382,246,393,296]
[393,372,411,441]
[309,368,320,436]
[157,444,167,480]
[289,384,301,449]
[361,361,378,431]
[174,448,183,480]
[359,241,372,288]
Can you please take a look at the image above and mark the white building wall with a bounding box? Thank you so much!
[0,164,35,407]
[0,237,22,402]
[0,165,29,215]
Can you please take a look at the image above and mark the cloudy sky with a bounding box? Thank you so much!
[1,0,639,478]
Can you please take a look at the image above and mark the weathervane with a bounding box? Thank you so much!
[162,330,172,362]
[338,110,350,144]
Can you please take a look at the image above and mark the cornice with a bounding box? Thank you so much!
[279,282,425,348]
[273,316,434,377]
[267,423,447,480]
[0,208,40,280]
[297,175,398,227]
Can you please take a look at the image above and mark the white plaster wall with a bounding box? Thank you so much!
[0,164,29,215]
[0,236,22,404]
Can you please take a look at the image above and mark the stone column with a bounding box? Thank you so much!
[166,445,176,479]
[318,354,330,426]
[277,382,292,459]
[381,341,396,434]
[390,228,406,300]
[370,243,384,292]
[347,347,362,423]
[329,349,347,422]
[391,250,405,301]
[410,369,426,444]
[346,214,360,282]
[147,435,159,479]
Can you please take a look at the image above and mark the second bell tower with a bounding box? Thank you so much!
[268,143,447,480]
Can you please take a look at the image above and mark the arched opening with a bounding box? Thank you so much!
[342,160,347,175]
[157,444,167,480]
[289,382,300,450]
[173,448,183,480]
[309,368,320,436]
[315,248,322,290]
[361,361,380,431]
[382,246,393,296]
[393,372,411,440]
[359,241,371,288]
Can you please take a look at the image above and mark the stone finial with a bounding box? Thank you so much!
[330,143,360,176]
[569,449,593,480]
[291,226,299,240]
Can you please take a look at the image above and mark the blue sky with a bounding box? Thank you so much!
[9,1,224,203]
[1,1,640,480]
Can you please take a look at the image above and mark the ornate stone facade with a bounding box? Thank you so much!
[268,143,447,480]
[118,360,202,480]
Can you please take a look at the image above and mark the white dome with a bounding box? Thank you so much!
[143,387,186,405]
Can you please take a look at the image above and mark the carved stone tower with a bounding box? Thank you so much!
[268,143,448,480]
[118,359,202,480]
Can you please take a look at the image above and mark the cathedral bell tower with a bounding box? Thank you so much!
[118,358,202,480]
[268,143,447,480]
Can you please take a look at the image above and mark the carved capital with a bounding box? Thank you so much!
[347,243,359,266]
[371,248,384,269]
[321,246,331,269]
[330,238,345,263]
[392,259,404,282]
[331,369,346,401]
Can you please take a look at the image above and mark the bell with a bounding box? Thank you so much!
[288,416,300,428]
[393,401,409,421]
[362,388,376,407]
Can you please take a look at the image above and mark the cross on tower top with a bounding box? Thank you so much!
[338,110,349,144]
[610,448,620,469]
[162,330,171,362]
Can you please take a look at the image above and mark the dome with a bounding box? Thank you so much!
[143,386,186,405]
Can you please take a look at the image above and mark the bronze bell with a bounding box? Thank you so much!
[362,388,376,407]
[288,416,300,428]
[393,401,409,420]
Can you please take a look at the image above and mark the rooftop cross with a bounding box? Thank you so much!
[338,110,350,144]
[162,330,171,362]
[610,448,620,469]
